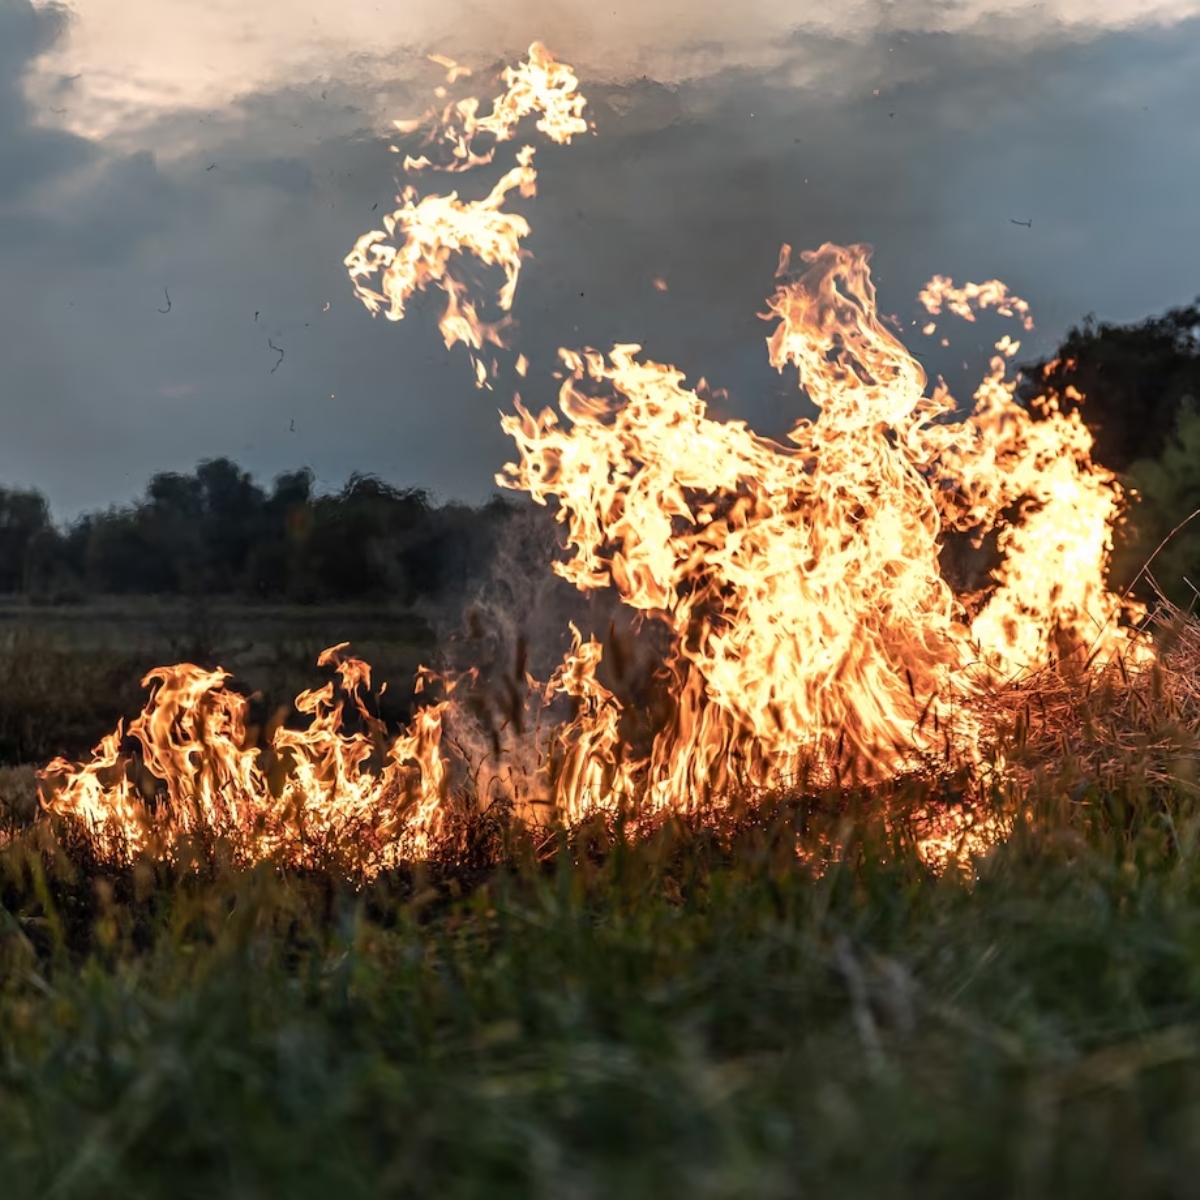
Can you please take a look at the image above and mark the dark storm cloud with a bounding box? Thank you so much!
[420,19,1200,443]
[0,0,95,387]
[2,8,1199,516]
[0,1,84,203]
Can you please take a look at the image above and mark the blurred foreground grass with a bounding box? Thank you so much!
[3,775,1200,1198]
[4,598,1200,1196]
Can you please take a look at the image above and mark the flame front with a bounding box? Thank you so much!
[40,44,1149,870]
[497,241,1143,815]
[41,646,449,869]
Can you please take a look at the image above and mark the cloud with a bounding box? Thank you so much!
[0,1,89,204]
[26,0,1200,143]
[2,2,1199,518]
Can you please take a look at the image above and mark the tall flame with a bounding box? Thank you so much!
[496,242,1142,811]
[39,43,1149,870]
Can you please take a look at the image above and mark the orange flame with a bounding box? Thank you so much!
[41,44,1150,872]
[344,43,590,384]
[402,42,588,173]
[40,646,449,869]
[496,242,1143,810]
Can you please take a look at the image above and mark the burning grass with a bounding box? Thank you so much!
[5,732,1200,1197]
[21,599,1193,880]
[36,44,1159,869]
[968,600,1200,797]
[3,604,1200,1196]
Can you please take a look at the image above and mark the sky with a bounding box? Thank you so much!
[3,0,1200,518]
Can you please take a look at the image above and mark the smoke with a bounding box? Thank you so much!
[419,501,575,809]
[425,495,676,805]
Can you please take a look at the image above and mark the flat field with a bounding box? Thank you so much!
[1,599,1200,1197]
[0,595,435,770]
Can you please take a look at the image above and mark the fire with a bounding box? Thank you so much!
[40,646,449,869]
[496,242,1143,811]
[39,43,1149,872]
[345,42,590,385]
[344,146,540,382]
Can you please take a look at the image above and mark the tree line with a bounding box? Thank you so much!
[0,461,518,604]
[1,293,1197,606]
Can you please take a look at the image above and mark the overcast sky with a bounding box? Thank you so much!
[3,0,1200,518]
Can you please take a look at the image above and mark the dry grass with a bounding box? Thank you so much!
[965,604,1200,803]
[0,599,434,767]
[13,600,1200,881]
[0,765,38,829]
[2,607,1200,1194]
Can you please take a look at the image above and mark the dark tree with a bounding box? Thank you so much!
[141,470,205,591]
[0,458,521,606]
[243,469,315,598]
[303,475,432,601]
[0,486,51,592]
[82,510,175,593]
[193,458,267,591]
[1018,301,1200,473]
[1017,298,1200,602]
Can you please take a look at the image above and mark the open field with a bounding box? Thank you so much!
[0,596,435,767]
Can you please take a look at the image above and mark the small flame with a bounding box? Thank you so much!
[40,648,449,869]
[395,40,587,174]
[428,54,473,85]
[918,275,1034,330]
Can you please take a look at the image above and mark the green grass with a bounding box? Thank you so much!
[3,601,1200,1196]
[3,777,1200,1198]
